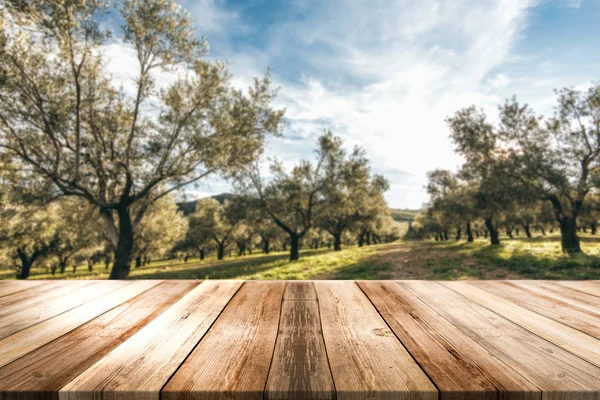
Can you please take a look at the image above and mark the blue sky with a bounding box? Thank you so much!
[109,0,600,208]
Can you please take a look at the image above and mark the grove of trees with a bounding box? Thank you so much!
[416,82,600,255]
[0,0,398,279]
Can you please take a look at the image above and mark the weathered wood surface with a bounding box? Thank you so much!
[0,280,599,400]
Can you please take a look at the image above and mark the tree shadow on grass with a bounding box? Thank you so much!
[132,248,333,280]
[470,244,600,279]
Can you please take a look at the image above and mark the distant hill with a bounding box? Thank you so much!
[177,193,235,215]
[390,208,420,223]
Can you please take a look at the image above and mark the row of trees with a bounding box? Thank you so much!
[1,126,398,279]
[0,0,397,279]
[182,132,398,262]
[416,82,600,254]
[0,0,282,279]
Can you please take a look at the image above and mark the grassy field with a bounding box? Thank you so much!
[3,233,600,280]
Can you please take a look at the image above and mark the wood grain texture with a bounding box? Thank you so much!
[162,281,285,400]
[0,280,160,368]
[265,282,335,400]
[358,281,539,400]
[314,281,437,400]
[403,281,600,400]
[556,281,600,297]
[0,280,599,399]
[0,281,196,400]
[59,280,241,400]
[443,281,600,367]
[0,281,127,340]
[0,281,47,298]
[470,281,600,339]
[0,281,89,315]
[513,281,600,315]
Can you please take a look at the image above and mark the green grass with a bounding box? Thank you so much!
[0,245,393,281]
[3,233,600,280]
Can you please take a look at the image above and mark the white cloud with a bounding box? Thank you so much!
[559,0,582,8]
[488,74,513,89]
[235,0,542,207]
[100,0,596,208]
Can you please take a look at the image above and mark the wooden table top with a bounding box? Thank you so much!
[0,280,600,400]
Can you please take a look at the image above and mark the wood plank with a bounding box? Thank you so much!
[513,281,600,315]
[0,281,128,340]
[265,282,335,400]
[470,281,600,339]
[0,281,48,298]
[403,281,600,400]
[0,281,88,311]
[359,281,539,400]
[555,281,600,297]
[162,281,285,400]
[0,280,161,368]
[443,281,600,367]
[0,281,197,400]
[59,280,241,400]
[314,281,437,400]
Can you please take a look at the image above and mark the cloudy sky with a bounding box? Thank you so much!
[124,0,600,208]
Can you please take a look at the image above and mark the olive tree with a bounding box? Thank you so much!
[238,131,343,261]
[0,0,283,278]
[316,144,390,251]
[496,86,600,253]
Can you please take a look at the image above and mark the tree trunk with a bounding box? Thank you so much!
[263,239,270,254]
[87,259,93,272]
[217,243,225,260]
[540,227,546,235]
[333,233,342,251]
[485,218,500,245]
[559,217,581,254]
[466,222,474,243]
[289,234,300,261]
[358,234,364,247]
[524,223,532,239]
[16,254,33,280]
[583,225,587,233]
[592,223,597,235]
[135,255,142,268]
[455,227,461,241]
[110,206,135,279]
[443,230,449,241]
[506,229,513,239]
[60,259,67,274]
[199,249,205,260]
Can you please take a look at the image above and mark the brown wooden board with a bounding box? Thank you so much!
[162,281,285,400]
[0,281,197,400]
[556,281,600,297]
[59,280,241,400]
[513,281,600,315]
[0,281,127,340]
[0,280,598,400]
[315,281,437,400]
[358,281,539,400]
[443,281,600,367]
[0,280,161,368]
[469,281,600,339]
[0,281,48,298]
[265,282,335,400]
[403,281,600,400]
